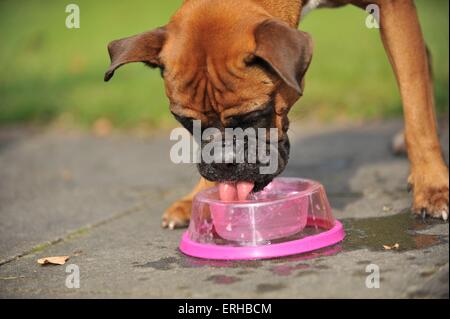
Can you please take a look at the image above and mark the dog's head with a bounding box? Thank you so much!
[105,0,313,192]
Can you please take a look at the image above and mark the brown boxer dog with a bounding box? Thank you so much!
[105,0,449,228]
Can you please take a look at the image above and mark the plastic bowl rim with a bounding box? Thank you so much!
[194,177,324,207]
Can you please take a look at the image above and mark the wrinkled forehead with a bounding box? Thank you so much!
[159,2,274,121]
[162,0,267,66]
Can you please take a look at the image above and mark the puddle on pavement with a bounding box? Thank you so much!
[343,209,447,252]
[270,263,310,276]
[137,210,447,273]
[256,283,286,293]
[206,275,241,285]
[135,254,262,270]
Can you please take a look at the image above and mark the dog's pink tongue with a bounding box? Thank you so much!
[219,182,254,201]
[236,181,254,201]
[219,183,237,202]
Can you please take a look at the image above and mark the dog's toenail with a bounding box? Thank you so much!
[442,211,448,222]
[169,221,176,230]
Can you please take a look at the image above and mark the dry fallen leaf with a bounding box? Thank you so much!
[382,243,400,250]
[382,206,392,213]
[37,256,70,265]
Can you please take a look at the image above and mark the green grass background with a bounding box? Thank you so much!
[0,0,448,128]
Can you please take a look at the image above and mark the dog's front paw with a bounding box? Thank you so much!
[161,199,192,229]
[408,165,449,221]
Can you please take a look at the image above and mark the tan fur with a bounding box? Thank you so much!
[162,178,217,229]
[105,0,449,226]
[163,0,289,123]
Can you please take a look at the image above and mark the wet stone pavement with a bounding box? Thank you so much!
[0,119,448,298]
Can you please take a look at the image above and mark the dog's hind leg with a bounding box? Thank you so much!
[354,0,448,219]
[162,178,217,229]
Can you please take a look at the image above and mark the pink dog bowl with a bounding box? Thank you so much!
[179,178,345,260]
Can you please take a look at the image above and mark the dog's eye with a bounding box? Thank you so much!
[245,56,272,72]
[227,112,261,128]
[172,113,194,132]
[241,109,267,122]
[227,104,274,127]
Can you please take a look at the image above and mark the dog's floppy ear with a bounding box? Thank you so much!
[254,20,313,95]
[104,27,167,82]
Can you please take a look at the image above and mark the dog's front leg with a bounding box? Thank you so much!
[162,178,217,229]
[371,0,448,219]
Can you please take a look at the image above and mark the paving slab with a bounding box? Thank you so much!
[0,128,197,263]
